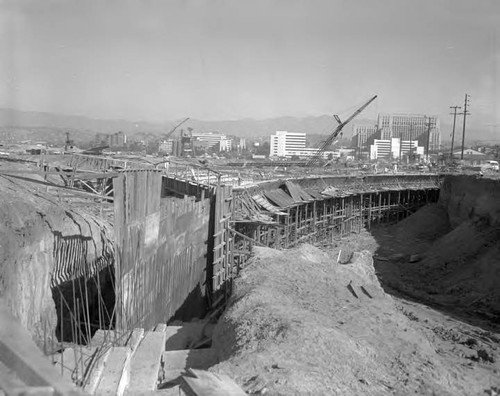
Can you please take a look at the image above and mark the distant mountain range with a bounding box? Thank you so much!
[0,108,166,135]
[0,108,497,145]
[0,108,351,139]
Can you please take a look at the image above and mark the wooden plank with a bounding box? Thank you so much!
[0,304,80,395]
[0,169,119,178]
[95,347,131,396]
[0,359,55,396]
[127,331,166,393]
[1,173,116,200]
[84,347,111,395]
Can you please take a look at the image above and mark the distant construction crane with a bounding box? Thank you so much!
[307,95,378,166]
[64,132,74,152]
[164,117,190,141]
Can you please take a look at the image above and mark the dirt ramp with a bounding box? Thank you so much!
[211,244,476,395]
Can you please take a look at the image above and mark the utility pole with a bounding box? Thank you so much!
[459,94,471,160]
[425,116,435,163]
[449,105,461,161]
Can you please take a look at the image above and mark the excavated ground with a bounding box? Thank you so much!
[372,204,500,329]
[211,241,499,395]
[0,160,114,347]
[210,175,500,395]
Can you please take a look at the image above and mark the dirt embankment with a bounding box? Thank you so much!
[0,162,114,347]
[211,244,499,395]
[440,175,500,228]
[374,175,500,324]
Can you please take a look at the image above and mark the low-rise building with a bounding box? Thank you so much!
[370,138,424,160]
[270,131,306,157]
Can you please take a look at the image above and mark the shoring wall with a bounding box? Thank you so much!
[232,186,441,266]
[113,170,212,330]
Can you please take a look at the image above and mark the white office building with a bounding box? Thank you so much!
[370,138,424,160]
[192,132,227,149]
[270,131,307,157]
[219,138,232,152]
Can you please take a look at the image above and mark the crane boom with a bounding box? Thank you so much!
[164,117,190,141]
[307,95,378,166]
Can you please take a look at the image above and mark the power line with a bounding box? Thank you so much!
[459,94,471,160]
[449,105,461,161]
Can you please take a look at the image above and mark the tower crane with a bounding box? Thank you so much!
[307,95,378,166]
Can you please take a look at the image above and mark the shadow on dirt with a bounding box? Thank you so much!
[367,204,500,334]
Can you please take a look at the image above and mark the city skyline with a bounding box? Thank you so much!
[1,0,498,136]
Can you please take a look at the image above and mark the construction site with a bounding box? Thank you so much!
[3,0,500,392]
[1,114,500,396]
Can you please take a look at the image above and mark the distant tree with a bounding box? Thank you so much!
[146,141,159,155]
[493,145,500,159]
[256,141,270,156]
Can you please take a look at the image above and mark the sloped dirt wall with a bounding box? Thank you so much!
[439,175,500,227]
[0,171,114,348]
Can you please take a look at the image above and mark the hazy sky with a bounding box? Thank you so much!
[1,0,498,129]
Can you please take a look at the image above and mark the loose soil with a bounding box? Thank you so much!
[211,205,500,395]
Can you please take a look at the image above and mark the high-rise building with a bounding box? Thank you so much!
[377,114,440,151]
[352,124,378,148]
[269,131,306,157]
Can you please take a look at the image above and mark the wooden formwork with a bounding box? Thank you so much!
[232,187,440,254]
[113,170,215,330]
[210,178,234,304]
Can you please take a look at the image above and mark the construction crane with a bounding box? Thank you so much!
[164,117,190,141]
[64,132,74,152]
[307,95,378,166]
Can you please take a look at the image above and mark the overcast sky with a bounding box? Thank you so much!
[1,0,498,129]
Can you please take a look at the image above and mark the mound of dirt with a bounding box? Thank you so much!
[211,244,493,395]
[392,203,450,241]
[373,198,500,323]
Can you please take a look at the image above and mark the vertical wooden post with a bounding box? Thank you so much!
[367,193,372,229]
[359,194,363,232]
[378,192,382,224]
